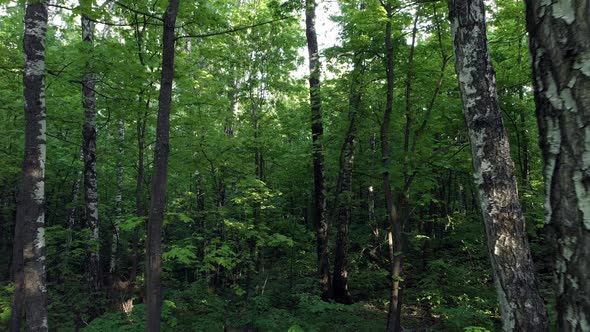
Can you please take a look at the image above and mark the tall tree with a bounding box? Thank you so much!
[80,0,100,296]
[524,0,590,329]
[448,0,548,330]
[332,54,363,305]
[145,0,179,330]
[305,0,330,300]
[381,2,403,331]
[10,1,49,331]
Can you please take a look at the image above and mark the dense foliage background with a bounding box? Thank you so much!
[0,0,553,330]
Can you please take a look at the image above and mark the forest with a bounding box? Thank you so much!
[0,0,589,331]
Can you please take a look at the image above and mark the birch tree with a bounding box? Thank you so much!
[524,0,590,329]
[11,1,49,331]
[448,0,548,329]
[80,0,100,295]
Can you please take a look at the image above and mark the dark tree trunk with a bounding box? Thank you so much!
[516,38,530,188]
[524,0,590,329]
[129,15,150,285]
[145,1,179,331]
[11,2,49,331]
[332,55,363,305]
[368,134,379,245]
[305,0,330,300]
[382,3,403,331]
[81,8,100,296]
[195,171,205,229]
[65,149,83,253]
[449,0,548,330]
[131,103,148,283]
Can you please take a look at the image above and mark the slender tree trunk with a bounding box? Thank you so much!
[130,17,149,283]
[224,78,239,136]
[305,0,330,300]
[368,134,379,245]
[81,6,100,296]
[11,2,49,331]
[332,55,363,305]
[449,0,548,330]
[66,149,83,252]
[146,1,179,330]
[195,170,205,229]
[131,104,148,282]
[382,3,403,331]
[524,0,590,329]
[111,119,124,278]
[516,38,530,188]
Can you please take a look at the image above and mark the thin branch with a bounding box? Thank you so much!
[114,1,163,22]
[176,16,294,40]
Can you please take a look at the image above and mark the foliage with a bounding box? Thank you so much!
[0,0,551,330]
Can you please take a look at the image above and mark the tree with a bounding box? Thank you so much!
[448,0,548,329]
[305,0,330,300]
[381,2,404,331]
[10,1,49,331]
[332,53,363,305]
[80,0,101,299]
[524,0,590,329]
[145,0,179,330]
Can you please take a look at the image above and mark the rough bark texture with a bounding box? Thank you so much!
[146,0,179,330]
[12,2,49,331]
[449,0,549,330]
[305,0,330,300]
[382,3,403,331]
[524,0,590,329]
[332,55,362,305]
[81,9,100,296]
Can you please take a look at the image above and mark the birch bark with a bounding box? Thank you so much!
[449,0,548,329]
[11,2,50,331]
[524,0,590,329]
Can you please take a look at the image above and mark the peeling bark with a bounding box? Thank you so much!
[305,0,330,300]
[81,5,100,296]
[524,0,590,329]
[11,2,49,331]
[449,0,548,330]
[146,0,179,330]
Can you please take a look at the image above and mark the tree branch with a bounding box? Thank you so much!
[176,16,294,40]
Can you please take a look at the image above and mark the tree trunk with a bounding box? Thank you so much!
[332,55,363,305]
[305,0,330,300]
[516,37,530,188]
[146,0,179,330]
[524,0,590,329]
[81,6,100,296]
[131,103,148,282]
[449,0,548,330]
[11,2,49,331]
[381,3,403,331]
[66,149,83,252]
